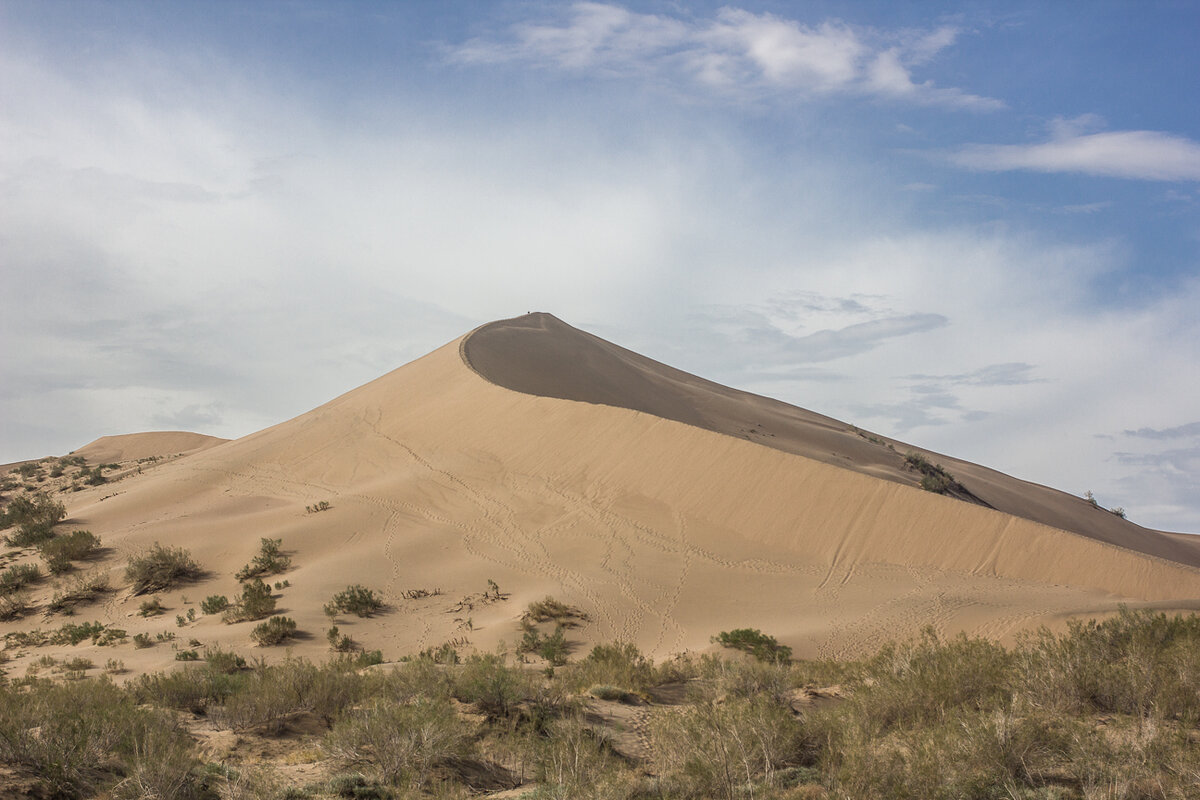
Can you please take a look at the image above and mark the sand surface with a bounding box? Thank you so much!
[4,313,1198,678]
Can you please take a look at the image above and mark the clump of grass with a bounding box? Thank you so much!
[235,537,292,581]
[125,543,201,595]
[305,500,331,514]
[324,585,384,618]
[0,592,32,621]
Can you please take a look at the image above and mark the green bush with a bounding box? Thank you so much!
[139,597,165,617]
[39,529,101,573]
[200,594,229,614]
[1,493,66,545]
[324,585,384,618]
[223,578,276,622]
[125,543,202,595]
[235,537,291,581]
[251,615,297,646]
[713,628,793,663]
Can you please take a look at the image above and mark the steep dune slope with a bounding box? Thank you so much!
[9,315,1199,676]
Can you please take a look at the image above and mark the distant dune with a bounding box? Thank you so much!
[3,313,1198,676]
[73,431,229,464]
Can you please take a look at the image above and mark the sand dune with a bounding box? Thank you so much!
[4,313,1198,676]
[73,431,229,464]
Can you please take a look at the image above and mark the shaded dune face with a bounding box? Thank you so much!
[464,313,1200,568]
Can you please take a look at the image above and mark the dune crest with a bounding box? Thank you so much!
[73,431,229,464]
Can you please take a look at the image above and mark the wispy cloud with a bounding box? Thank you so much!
[1122,421,1200,440]
[907,362,1042,386]
[448,3,1003,110]
[948,118,1200,181]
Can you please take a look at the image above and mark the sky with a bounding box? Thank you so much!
[2,1,1199,532]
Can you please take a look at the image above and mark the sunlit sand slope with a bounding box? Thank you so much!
[15,314,1199,675]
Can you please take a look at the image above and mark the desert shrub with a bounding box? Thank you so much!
[452,653,534,720]
[0,562,41,594]
[325,773,392,799]
[569,642,655,693]
[539,624,569,666]
[235,537,291,581]
[1,492,66,544]
[125,543,201,595]
[651,694,807,800]
[904,452,963,495]
[251,615,298,646]
[713,628,794,663]
[200,594,229,614]
[39,529,101,573]
[328,625,357,652]
[47,571,110,613]
[223,578,276,622]
[211,658,369,732]
[525,596,588,625]
[139,597,165,617]
[0,592,31,621]
[534,716,631,798]
[0,678,208,799]
[204,647,247,674]
[132,632,153,648]
[847,629,1013,734]
[84,466,106,485]
[324,697,472,789]
[324,584,384,618]
[131,666,244,715]
[305,500,331,514]
[1018,606,1200,721]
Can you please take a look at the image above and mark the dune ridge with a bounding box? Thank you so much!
[4,315,1198,675]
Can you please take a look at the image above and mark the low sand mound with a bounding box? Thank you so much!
[4,315,1198,678]
[72,431,228,464]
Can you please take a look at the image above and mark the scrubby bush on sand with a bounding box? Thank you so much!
[251,615,297,646]
[235,537,291,581]
[125,543,201,595]
[324,584,384,618]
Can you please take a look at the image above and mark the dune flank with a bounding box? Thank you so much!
[3,313,1198,677]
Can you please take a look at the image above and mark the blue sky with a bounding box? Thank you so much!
[2,1,1199,532]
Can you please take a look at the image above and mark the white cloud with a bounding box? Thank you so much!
[949,129,1200,181]
[449,3,1002,110]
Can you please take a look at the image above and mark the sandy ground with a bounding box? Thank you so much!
[3,313,1198,679]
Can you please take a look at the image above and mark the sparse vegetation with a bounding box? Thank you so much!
[306,500,331,514]
[47,571,110,613]
[324,584,384,618]
[0,608,1194,798]
[125,542,202,595]
[904,451,963,495]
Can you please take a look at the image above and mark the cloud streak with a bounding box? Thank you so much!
[948,129,1200,181]
[449,3,1003,110]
